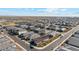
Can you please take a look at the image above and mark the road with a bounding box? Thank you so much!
[2,25,79,51]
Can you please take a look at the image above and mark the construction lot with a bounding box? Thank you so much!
[0,34,16,51]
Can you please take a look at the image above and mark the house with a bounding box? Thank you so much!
[55,26,67,32]
[35,23,43,28]
[38,29,51,35]
[18,29,28,35]
[29,26,36,31]
[7,26,28,35]
[67,37,79,47]
[33,35,50,44]
[20,25,28,29]
[18,32,29,40]
[60,28,66,31]
[75,30,79,34]
[30,33,40,40]
[20,32,40,41]
[48,25,56,30]
[58,27,66,32]
[33,28,40,33]
[48,31,60,37]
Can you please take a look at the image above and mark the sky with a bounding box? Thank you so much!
[0,8,79,16]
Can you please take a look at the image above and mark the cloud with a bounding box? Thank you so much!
[45,8,67,13]
[60,9,67,11]
[45,8,58,12]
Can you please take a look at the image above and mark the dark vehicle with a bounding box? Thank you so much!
[29,40,37,49]
[18,34,30,41]
[8,29,18,35]
[30,39,37,46]
[30,44,34,49]
[18,34,24,38]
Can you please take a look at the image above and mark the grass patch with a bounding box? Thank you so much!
[0,22,16,26]
[37,34,61,47]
